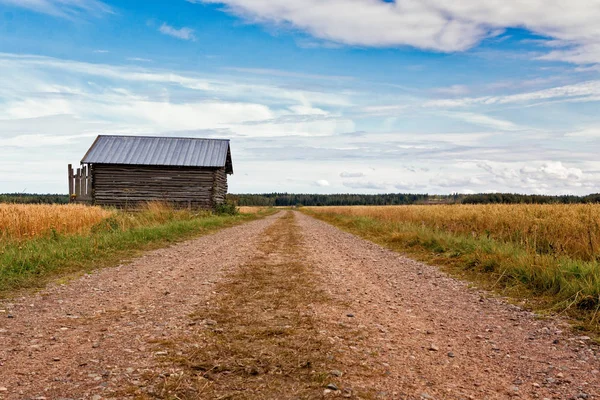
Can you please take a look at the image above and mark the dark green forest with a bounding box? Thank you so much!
[2,192,600,206]
[0,193,69,204]
[229,193,600,206]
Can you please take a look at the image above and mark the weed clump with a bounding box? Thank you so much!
[215,201,239,216]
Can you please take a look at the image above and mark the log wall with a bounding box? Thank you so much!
[92,164,228,209]
[212,168,228,205]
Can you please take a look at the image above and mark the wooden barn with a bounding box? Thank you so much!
[68,135,233,209]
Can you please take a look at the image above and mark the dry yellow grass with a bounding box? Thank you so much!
[0,204,113,241]
[307,204,600,261]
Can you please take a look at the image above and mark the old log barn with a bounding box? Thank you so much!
[68,135,233,209]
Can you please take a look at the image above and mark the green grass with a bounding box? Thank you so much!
[304,211,600,332]
[0,209,270,297]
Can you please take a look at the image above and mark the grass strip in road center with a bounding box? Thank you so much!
[138,212,376,399]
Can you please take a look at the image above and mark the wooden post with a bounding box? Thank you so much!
[83,165,88,197]
[68,164,74,197]
[86,165,92,200]
[75,168,81,199]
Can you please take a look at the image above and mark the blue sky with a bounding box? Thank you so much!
[1,0,599,194]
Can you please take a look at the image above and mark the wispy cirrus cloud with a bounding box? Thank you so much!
[159,23,196,41]
[424,80,600,108]
[343,181,388,190]
[0,0,112,19]
[126,57,153,63]
[340,171,365,178]
[442,112,522,131]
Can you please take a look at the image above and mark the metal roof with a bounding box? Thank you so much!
[81,135,233,173]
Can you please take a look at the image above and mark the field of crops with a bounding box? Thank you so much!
[0,204,113,241]
[305,204,600,327]
[307,204,600,261]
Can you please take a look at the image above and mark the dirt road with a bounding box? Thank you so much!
[1,211,598,399]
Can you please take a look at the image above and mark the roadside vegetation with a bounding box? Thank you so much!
[304,205,600,331]
[0,202,270,296]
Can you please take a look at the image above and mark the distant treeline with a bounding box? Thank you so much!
[0,193,69,204]
[229,193,600,207]
[2,192,600,206]
[461,193,600,204]
[228,193,448,206]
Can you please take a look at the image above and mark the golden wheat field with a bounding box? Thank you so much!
[0,204,113,241]
[307,204,600,261]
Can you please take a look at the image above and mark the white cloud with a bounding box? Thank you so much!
[126,57,153,63]
[477,161,586,192]
[223,67,353,81]
[0,133,96,148]
[443,112,521,131]
[565,128,600,138]
[342,181,388,190]
[0,52,357,152]
[524,161,583,181]
[159,23,196,41]
[430,176,485,188]
[539,43,600,65]
[315,179,330,187]
[195,0,600,63]
[340,171,365,178]
[432,85,470,96]
[0,53,352,108]
[0,0,112,19]
[425,80,600,108]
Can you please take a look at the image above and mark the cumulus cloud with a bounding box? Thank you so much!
[523,162,583,181]
[159,23,196,41]
[194,0,600,62]
[315,179,330,187]
[477,161,586,192]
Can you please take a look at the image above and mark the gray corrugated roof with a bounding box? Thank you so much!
[81,135,233,173]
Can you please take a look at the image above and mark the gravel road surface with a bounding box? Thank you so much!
[0,211,598,399]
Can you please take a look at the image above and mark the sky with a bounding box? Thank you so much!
[1,0,600,195]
